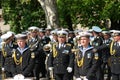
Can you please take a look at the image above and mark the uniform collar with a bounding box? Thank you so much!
[80,45,93,52]
[17,45,29,54]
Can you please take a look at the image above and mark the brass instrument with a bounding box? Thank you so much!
[43,43,52,52]
[71,48,79,55]
[71,45,80,56]
[44,43,55,80]
[72,47,84,67]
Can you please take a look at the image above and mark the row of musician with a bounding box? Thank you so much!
[0,26,120,80]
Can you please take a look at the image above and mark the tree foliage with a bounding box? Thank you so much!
[57,0,120,30]
[0,0,1,8]
[2,0,46,33]
[1,0,120,32]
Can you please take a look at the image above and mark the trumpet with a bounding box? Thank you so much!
[71,48,79,54]
[43,43,52,51]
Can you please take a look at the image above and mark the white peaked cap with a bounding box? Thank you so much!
[1,33,12,41]
[51,30,58,35]
[79,31,92,37]
[7,31,15,35]
[28,26,39,30]
[92,26,102,32]
[15,34,27,40]
[57,30,68,37]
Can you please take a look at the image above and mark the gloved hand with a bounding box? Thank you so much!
[13,75,19,80]
[2,67,5,71]
[67,67,72,73]
[18,74,24,79]
[13,74,24,80]
[84,77,88,80]
[48,67,53,71]
[76,78,82,80]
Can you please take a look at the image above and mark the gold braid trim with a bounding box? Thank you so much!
[1,42,7,57]
[110,41,115,55]
[13,50,22,65]
[77,57,84,67]
[53,43,57,58]
[76,50,84,67]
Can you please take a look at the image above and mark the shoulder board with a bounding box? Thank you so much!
[66,43,71,46]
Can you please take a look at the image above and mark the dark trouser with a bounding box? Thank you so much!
[39,62,46,77]
[87,76,97,80]
[96,65,103,80]
[33,63,46,80]
[101,62,111,80]
[54,73,73,80]
[5,71,13,78]
[33,63,41,80]
[112,73,120,80]
[96,58,103,80]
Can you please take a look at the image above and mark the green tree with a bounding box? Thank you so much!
[102,0,120,30]
[1,0,46,33]
[1,0,120,32]
[57,0,120,30]
[0,0,1,8]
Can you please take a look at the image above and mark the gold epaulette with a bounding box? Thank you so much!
[66,43,71,46]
